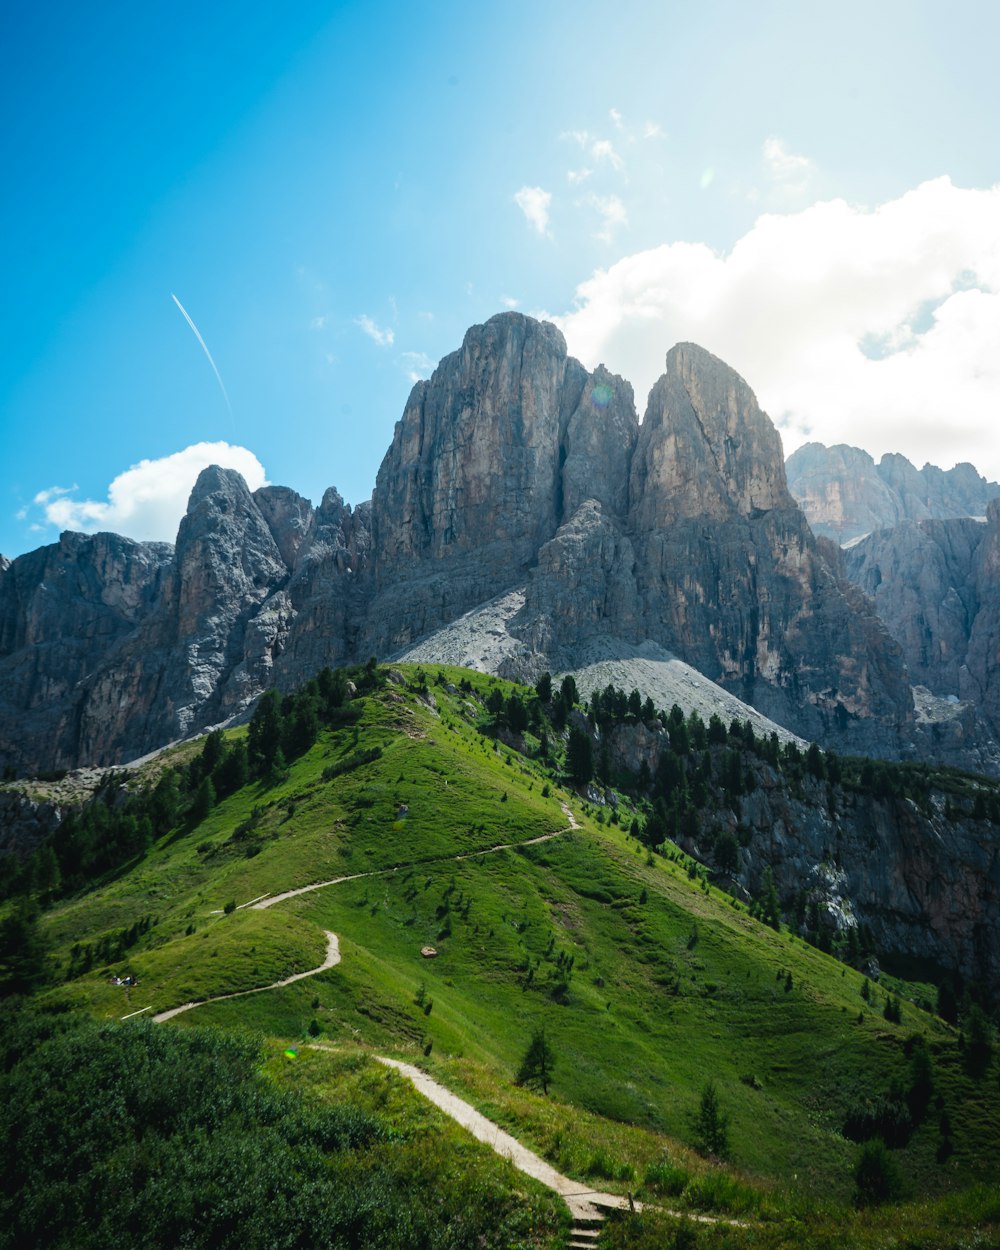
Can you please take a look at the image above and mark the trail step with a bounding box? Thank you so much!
[568,1222,603,1249]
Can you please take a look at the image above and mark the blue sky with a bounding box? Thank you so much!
[3,1,1000,556]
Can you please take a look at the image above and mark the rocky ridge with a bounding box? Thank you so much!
[844,503,1000,770]
[0,312,980,776]
[786,441,999,545]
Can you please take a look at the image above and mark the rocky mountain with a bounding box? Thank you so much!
[844,503,1000,762]
[0,312,980,776]
[786,441,999,545]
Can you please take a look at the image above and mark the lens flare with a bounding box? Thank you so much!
[590,383,613,408]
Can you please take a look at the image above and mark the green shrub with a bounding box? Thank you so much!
[854,1137,904,1206]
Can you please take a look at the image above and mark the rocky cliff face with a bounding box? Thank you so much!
[514,342,914,756]
[365,314,588,654]
[0,531,173,771]
[599,718,1000,993]
[844,504,1000,762]
[0,312,978,776]
[0,469,372,771]
[786,442,999,544]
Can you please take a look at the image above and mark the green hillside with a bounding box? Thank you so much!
[3,663,999,1249]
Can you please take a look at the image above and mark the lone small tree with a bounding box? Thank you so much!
[692,1080,730,1158]
[516,1026,556,1095]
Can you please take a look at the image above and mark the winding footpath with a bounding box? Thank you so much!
[142,804,580,1022]
[372,1055,636,1228]
[250,803,580,911]
[144,803,652,1234]
[150,931,341,1023]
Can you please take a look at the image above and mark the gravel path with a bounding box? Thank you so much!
[374,1056,636,1222]
[147,805,579,1019]
[249,804,581,910]
[150,930,341,1023]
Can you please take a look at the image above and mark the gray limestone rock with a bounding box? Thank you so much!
[0,531,173,773]
[786,442,1000,544]
[0,313,991,780]
[844,503,1000,755]
[626,346,914,754]
[560,365,637,519]
[365,313,586,655]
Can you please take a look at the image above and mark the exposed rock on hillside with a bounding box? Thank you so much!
[365,314,588,655]
[786,442,999,544]
[0,313,978,774]
[0,531,173,771]
[711,756,1000,994]
[844,504,1000,767]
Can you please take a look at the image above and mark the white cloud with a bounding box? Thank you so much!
[562,129,625,173]
[500,295,520,309]
[514,185,552,235]
[309,315,327,330]
[567,168,592,185]
[643,120,664,140]
[400,350,435,383]
[356,314,395,347]
[586,193,628,243]
[609,107,624,130]
[551,178,1000,481]
[33,443,268,544]
[590,138,624,172]
[33,485,75,506]
[762,136,815,196]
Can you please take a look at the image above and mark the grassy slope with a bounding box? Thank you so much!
[35,664,1000,1233]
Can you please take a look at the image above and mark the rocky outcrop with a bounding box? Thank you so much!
[0,531,173,772]
[365,314,588,654]
[268,489,372,689]
[844,504,1000,756]
[73,468,296,765]
[0,789,63,858]
[0,313,985,775]
[581,717,1000,992]
[845,518,984,695]
[786,442,999,544]
[965,501,1000,737]
[514,343,914,756]
[721,760,1000,994]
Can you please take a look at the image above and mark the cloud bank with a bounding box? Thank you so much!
[34,442,268,544]
[552,177,1000,479]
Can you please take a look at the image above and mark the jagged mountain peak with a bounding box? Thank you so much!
[631,338,792,527]
[787,440,1000,544]
[0,311,988,776]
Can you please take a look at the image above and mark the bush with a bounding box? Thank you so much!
[644,1160,690,1197]
[854,1137,904,1206]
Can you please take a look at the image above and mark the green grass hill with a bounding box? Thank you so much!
[2,662,998,1249]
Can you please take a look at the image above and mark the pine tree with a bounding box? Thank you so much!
[516,1027,556,1094]
[189,777,216,825]
[567,726,593,787]
[249,689,284,775]
[760,865,781,930]
[692,1081,730,1157]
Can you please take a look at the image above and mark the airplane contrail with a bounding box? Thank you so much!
[170,293,233,419]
